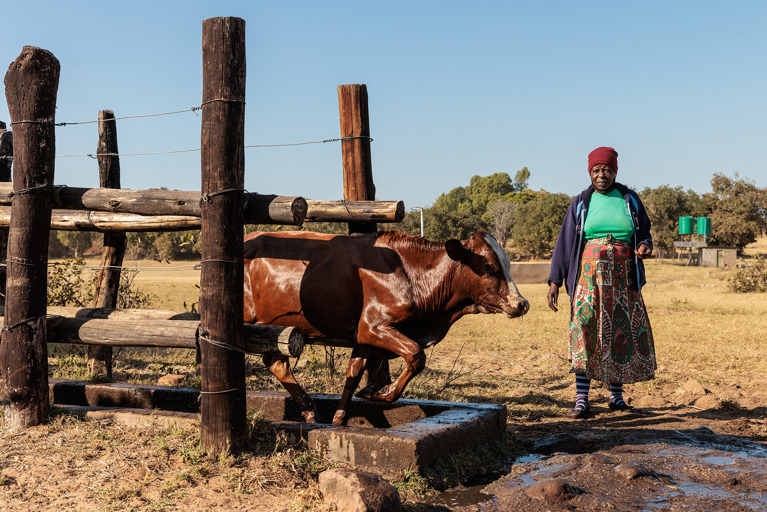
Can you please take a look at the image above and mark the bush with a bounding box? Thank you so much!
[48,258,93,306]
[47,259,155,307]
[728,258,767,292]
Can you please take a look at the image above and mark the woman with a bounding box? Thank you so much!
[547,147,656,419]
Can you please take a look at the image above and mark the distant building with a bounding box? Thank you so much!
[699,247,737,268]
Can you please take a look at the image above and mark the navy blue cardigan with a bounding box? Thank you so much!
[548,183,653,300]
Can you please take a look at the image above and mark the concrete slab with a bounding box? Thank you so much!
[58,404,199,430]
[48,379,506,474]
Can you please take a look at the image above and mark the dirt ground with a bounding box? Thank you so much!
[427,379,767,512]
[1,377,766,511]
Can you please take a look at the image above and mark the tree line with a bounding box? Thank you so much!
[48,170,766,261]
[395,170,767,259]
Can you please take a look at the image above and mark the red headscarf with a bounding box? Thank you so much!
[588,147,618,173]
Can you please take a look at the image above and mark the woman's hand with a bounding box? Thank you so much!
[547,282,560,312]
[636,243,652,259]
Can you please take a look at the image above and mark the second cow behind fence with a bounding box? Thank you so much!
[243,230,530,425]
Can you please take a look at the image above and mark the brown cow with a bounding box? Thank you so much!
[243,230,529,425]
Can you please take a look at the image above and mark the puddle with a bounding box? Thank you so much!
[701,456,735,465]
[425,484,498,508]
[513,454,544,464]
[641,496,671,510]
[527,462,578,479]
[676,482,734,499]
[485,431,767,511]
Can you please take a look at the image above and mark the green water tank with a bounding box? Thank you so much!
[679,216,693,235]
[697,217,711,235]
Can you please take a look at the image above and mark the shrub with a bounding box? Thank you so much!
[47,259,155,307]
[728,258,767,293]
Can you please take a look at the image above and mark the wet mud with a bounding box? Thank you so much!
[422,405,767,511]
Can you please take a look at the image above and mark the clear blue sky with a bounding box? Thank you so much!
[2,1,765,210]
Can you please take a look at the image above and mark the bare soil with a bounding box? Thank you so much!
[2,377,766,511]
[425,379,767,512]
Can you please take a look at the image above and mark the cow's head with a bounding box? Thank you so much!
[446,231,529,318]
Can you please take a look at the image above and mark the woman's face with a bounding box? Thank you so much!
[590,164,616,192]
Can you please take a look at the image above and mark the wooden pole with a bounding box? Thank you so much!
[1,46,60,427]
[0,124,11,311]
[0,207,203,232]
[0,183,309,225]
[87,110,126,379]
[338,84,390,388]
[0,198,399,228]
[200,17,247,454]
[338,84,377,235]
[34,315,303,357]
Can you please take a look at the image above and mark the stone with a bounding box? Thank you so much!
[319,468,402,512]
[615,463,650,479]
[632,395,667,409]
[717,388,743,401]
[683,379,707,396]
[530,433,586,455]
[157,374,187,386]
[525,478,575,502]
[585,454,612,465]
[693,395,720,410]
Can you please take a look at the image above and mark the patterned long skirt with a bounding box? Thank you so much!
[569,237,656,383]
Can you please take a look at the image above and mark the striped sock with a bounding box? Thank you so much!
[575,374,591,410]
[610,382,625,406]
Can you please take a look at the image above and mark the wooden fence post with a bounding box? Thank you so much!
[87,110,126,379]
[337,84,390,388]
[199,17,247,454]
[1,46,60,427]
[0,123,12,310]
[338,84,377,235]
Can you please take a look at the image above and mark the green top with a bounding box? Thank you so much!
[584,188,633,241]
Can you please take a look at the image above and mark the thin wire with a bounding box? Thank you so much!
[53,136,373,159]
[2,315,45,332]
[55,107,202,126]
[57,148,201,158]
[47,262,203,272]
[198,328,249,356]
[199,387,247,396]
[0,261,202,272]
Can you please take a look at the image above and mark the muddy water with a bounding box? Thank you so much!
[426,427,767,511]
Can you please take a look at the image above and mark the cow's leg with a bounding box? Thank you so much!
[356,351,392,399]
[332,345,371,425]
[263,352,317,423]
[356,325,426,403]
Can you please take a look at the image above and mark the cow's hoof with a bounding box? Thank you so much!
[355,384,383,400]
[332,410,346,426]
[369,386,398,402]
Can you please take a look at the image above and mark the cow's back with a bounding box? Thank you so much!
[243,231,402,339]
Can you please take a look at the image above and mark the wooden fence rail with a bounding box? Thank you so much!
[0,312,303,358]
[0,184,403,227]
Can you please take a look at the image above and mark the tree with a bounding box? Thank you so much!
[510,192,572,259]
[486,199,517,248]
[425,186,483,241]
[701,173,767,250]
[465,172,516,214]
[55,231,97,258]
[513,167,530,192]
[639,185,703,250]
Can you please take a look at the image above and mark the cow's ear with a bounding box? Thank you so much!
[445,239,469,262]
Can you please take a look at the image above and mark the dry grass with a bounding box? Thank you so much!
[5,245,767,510]
[48,249,767,420]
